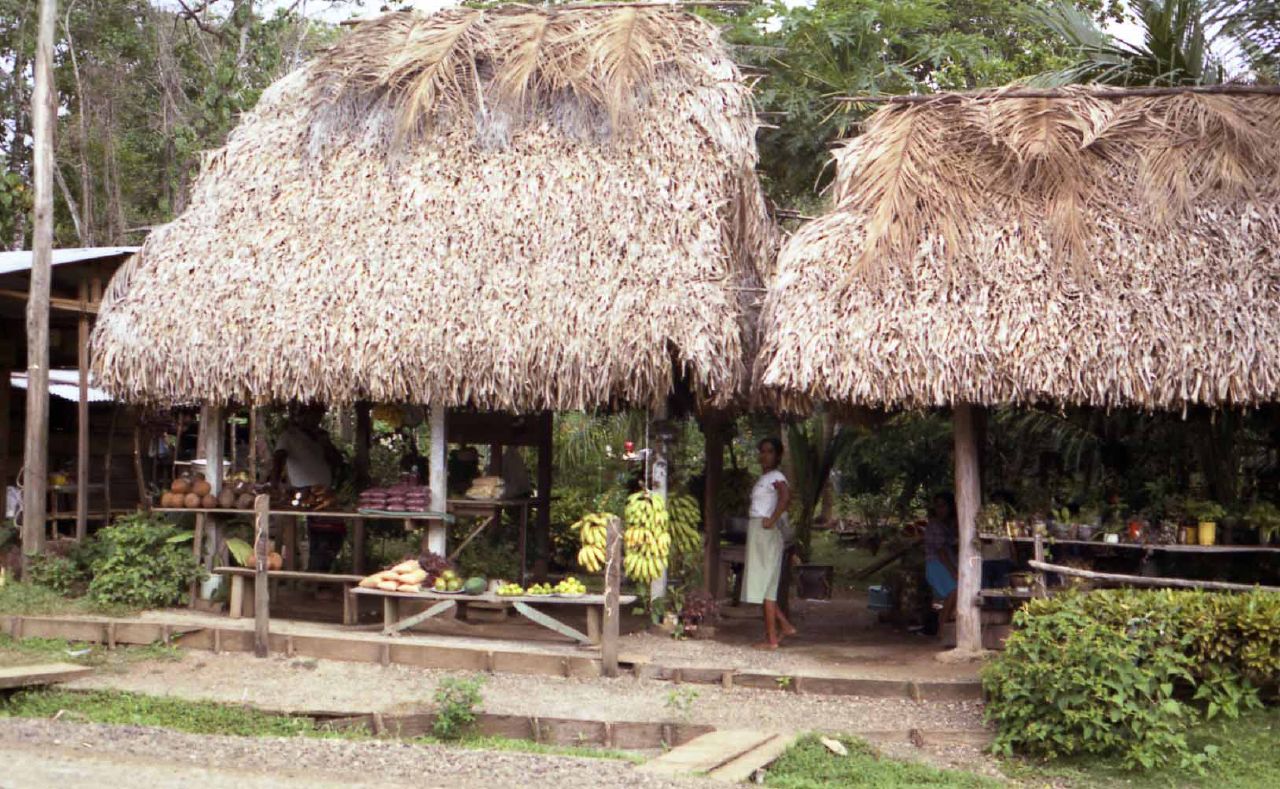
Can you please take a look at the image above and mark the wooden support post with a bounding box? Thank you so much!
[253,494,270,657]
[131,409,147,512]
[952,403,984,655]
[75,281,89,541]
[21,0,55,571]
[0,362,11,507]
[352,517,365,575]
[700,412,724,594]
[354,401,371,490]
[248,407,260,482]
[201,406,225,495]
[650,403,670,599]
[602,514,622,677]
[228,573,244,619]
[189,511,205,605]
[427,404,447,557]
[533,411,553,580]
[1032,533,1047,598]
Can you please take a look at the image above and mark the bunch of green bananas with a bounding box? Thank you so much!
[623,490,671,582]
[667,493,703,556]
[573,512,612,573]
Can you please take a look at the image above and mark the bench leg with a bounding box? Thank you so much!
[586,606,602,645]
[343,587,357,626]
[228,575,245,619]
[383,597,400,631]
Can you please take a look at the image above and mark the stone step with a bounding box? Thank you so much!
[638,729,796,782]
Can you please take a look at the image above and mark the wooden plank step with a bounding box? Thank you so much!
[0,663,92,690]
[637,729,777,775]
[707,732,797,783]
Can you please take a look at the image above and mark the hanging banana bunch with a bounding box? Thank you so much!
[573,512,612,573]
[667,493,703,557]
[622,490,671,583]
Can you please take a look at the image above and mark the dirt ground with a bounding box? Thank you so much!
[0,718,706,789]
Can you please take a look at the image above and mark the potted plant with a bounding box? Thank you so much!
[1245,502,1280,545]
[1185,500,1226,546]
[977,503,1007,537]
[1076,504,1101,542]
[1050,507,1074,540]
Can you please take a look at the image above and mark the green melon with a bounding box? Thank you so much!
[463,576,486,595]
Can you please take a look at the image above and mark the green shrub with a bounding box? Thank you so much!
[983,590,1280,771]
[432,676,484,740]
[25,554,82,595]
[86,512,203,609]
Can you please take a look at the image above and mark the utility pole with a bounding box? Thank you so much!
[22,0,57,571]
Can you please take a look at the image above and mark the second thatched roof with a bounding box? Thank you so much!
[756,88,1280,411]
[92,6,773,410]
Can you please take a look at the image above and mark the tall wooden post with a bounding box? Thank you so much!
[701,412,724,594]
[533,410,553,580]
[197,406,225,600]
[21,0,57,570]
[253,493,271,657]
[601,514,622,677]
[952,403,984,654]
[75,281,89,541]
[649,403,670,600]
[353,401,371,489]
[426,404,447,556]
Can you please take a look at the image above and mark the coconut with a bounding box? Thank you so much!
[159,492,176,508]
[170,478,191,494]
[191,479,213,497]
[236,493,254,509]
[267,551,283,571]
[217,488,236,509]
[200,494,218,509]
[183,492,202,508]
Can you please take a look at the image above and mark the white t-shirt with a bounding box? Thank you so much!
[749,469,787,518]
[276,427,333,488]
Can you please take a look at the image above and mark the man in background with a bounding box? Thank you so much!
[270,404,346,573]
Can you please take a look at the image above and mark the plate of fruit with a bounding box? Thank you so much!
[554,576,587,597]
[432,570,465,593]
[496,582,524,597]
[525,582,554,597]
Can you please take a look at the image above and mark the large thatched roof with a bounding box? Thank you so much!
[756,88,1280,411]
[92,6,773,409]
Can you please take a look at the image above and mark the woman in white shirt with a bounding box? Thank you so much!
[743,437,797,649]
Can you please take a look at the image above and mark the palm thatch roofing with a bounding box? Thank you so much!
[91,6,773,410]
[756,88,1280,412]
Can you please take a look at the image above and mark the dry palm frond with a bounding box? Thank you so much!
[308,7,708,148]
[756,91,1280,413]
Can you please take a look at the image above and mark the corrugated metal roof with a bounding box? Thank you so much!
[10,369,113,403]
[0,247,138,277]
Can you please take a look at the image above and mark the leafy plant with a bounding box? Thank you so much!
[24,555,82,596]
[984,589,1280,771]
[432,676,485,740]
[1245,502,1280,544]
[663,687,700,722]
[86,512,203,609]
[1185,499,1227,524]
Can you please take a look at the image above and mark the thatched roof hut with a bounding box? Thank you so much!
[756,88,1280,412]
[92,6,773,410]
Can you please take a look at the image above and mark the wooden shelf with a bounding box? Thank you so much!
[979,534,1280,554]
[154,507,454,523]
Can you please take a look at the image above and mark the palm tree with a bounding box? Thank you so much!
[1030,0,1278,86]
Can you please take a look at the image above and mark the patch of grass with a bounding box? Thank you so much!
[765,734,1000,789]
[0,581,138,618]
[0,689,347,738]
[0,635,181,671]
[1005,707,1280,788]
[0,687,641,763]
[413,734,642,763]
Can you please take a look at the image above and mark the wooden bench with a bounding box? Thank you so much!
[214,566,365,625]
[352,587,637,644]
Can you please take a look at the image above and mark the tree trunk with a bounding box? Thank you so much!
[951,403,984,654]
[22,0,56,571]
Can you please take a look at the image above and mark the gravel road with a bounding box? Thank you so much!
[66,651,988,734]
[0,718,707,789]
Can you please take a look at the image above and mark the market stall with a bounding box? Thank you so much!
[88,6,773,669]
[754,86,1280,653]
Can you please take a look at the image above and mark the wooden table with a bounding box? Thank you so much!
[979,534,1280,554]
[352,587,637,645]
[214,566,365,624]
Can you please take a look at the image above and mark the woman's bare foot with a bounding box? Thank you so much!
[780,624,798,638]
[752,641,780,651]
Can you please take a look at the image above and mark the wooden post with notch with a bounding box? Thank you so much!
[700,411,724,594]
[253,493,270,657]
[602,513,622,677]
